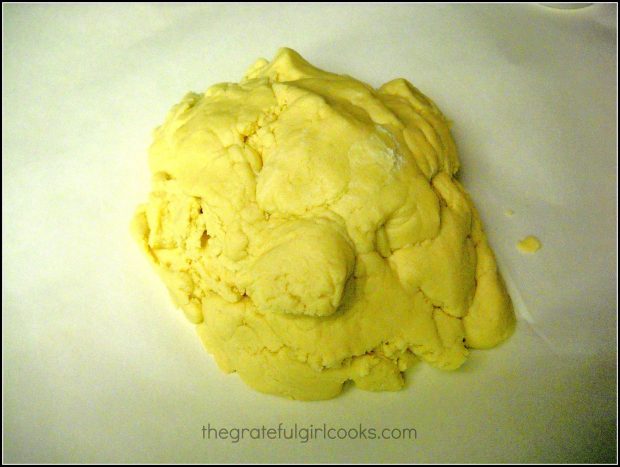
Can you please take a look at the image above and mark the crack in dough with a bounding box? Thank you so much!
[131,48,515,400]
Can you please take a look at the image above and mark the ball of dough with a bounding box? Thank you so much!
[131,48,515,400]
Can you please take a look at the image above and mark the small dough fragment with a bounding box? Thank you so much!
[132,48,515,400]
[517,235,542,253]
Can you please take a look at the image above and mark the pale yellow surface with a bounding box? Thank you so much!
[131,48,515,400]
[517,235,542,253]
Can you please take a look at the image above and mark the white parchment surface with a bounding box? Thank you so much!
[3,3,617,462]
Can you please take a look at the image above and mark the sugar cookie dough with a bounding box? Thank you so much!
[517,235,542,253]
[132,48,515,400]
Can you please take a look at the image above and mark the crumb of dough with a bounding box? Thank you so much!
[504,209,515,217]
[517,235,542,253]
[131,48,515,400]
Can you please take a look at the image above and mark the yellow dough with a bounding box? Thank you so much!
[517,235,542,253]
[131,48,515,400]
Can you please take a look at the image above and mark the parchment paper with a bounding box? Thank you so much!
[3,3,617,462]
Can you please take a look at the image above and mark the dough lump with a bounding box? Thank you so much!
[517,235,542,253]
[132,48,515,400]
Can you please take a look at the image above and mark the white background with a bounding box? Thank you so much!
[3,3,617,463]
